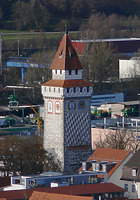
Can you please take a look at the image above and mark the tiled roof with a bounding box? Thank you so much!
[0,183,125,200]
[84,147,132,178]
[50,33,83,70]
[124,148,140,168]
[42,79,93,87]
[29,191,93,200]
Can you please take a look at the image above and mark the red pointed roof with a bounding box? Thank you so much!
[50,34,83,70]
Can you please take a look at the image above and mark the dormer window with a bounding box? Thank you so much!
[69,70,71,75]
[102,164,106,172]
[82,162,86,171]
[96,163,99,171]
[68,48,73,58]
[59,49,63,58]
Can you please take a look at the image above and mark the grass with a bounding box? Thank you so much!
[0,31,79,41]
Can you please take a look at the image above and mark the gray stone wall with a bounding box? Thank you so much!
[43,97,65,170]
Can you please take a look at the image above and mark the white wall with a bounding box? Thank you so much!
[119,59,140,79]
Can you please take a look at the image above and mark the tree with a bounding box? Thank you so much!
[12,0,34,30]
[33,0,50,31]
[81,42,116,93]
[0,135,61,176]
[95,128,140,152]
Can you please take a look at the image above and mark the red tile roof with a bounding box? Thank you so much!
[42,79,93,87]
[50,34,83,70]
[0,183,125,200]
[29,191,93,200]
[84,147,132,178]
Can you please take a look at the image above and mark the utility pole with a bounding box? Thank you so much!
[86,29,89,55]
[0,33,2,75]
[17,40,19,57]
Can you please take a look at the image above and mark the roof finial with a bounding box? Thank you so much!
[65,24,68,35]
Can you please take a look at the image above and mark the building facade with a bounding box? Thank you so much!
[41,30,93,171]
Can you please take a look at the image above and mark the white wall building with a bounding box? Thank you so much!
[119,57,140,79]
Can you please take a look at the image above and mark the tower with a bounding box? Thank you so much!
[41,30,93,171]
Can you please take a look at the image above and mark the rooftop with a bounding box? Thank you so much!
[82,147,132,178]
[50,33,83,70]
[0,183,125,200]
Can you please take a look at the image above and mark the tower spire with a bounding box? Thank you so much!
[65,24,68,35]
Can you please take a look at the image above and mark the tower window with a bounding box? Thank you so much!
[75,69,78,75]
[67,88,69,93]
[80,87,82,92]
[73,87,76,93]
[69,70,71,75]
